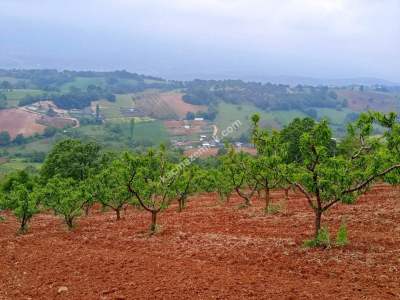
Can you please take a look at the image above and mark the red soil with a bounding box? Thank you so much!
[184,147,219,158]
[1,185,399,299]
[0,108,46,138]
[164,120,208,136]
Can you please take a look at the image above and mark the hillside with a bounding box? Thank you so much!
[1,185,399,299]
[1,69,400,175]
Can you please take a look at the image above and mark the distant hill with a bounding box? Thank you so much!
[246,76,400,87]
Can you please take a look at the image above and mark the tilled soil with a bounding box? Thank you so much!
[1,185,399,299]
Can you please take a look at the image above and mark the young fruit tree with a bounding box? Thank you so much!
[0,170,38,233]
[286,113,400,244]
[251,114,288,211]
[40,139,103,216]
[214,167,235,203]
[171,164,198,212]
[92,158,132,220]
[41,176,87,230]
[221,147,258,207]
[126,146,180,234]
[374,112,400,188]
[7,184,39,234]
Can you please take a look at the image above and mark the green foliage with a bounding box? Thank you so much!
[303,226,331,248]
[91,157,131,220]
[41,176,87,229]
[280,117,315,163]
[183,80,342,112]
[0,91,7,109]
[9,184,39,233]
[1,172,38,233]
[41,139,101,182]
[171,164,199,211]
[221,147,257,206]
[265,202,282,215]
[259,112,400,241]
[0,131,11,146]
[335,221,348,246]
[251,114,288,209]
[126,146,181,233]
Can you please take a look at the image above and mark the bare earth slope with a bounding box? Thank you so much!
[0,185,399,299]
[0,108,46,138]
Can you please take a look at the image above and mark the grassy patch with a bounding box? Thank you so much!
[60,77,107,92]
[3,89,44,107]
[314,107,353,125]
[0,159,41,178]
[4,138,55,155]
[215,102,307,137]
[215,103,271,137]
[75,120,168,146]
[94,93,137,120]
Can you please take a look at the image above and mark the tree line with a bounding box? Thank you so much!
[1,111,400,247]
[183,79,343,113]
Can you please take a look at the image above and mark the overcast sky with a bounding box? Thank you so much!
[0,0,399,82]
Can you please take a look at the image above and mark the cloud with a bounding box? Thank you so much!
[0,0,399,81]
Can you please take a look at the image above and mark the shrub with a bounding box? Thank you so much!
[304,226,331,248]
[265,202,282,215]
[335,221,349,246]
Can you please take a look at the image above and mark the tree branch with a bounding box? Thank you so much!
[343,164,400,194]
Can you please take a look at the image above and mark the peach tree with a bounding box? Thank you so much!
[91,157,132,220]
[250,114,288,212]
[126,146,180,234]
[221,147,258,207]
[288,113,400,245]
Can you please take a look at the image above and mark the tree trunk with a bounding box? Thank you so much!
[226,192,231,203]
[150,211,157,233]
[19,216,28,234]
[217,191,224,203]
[265,186,270,211]
[314,209,322,239]
[244,196,251,207]
[284,187,289,202]
[116,209,121,220]
[65,216,74,230]
[84,204,90,216]
[178,199,184,212]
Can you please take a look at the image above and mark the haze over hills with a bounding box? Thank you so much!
[1,0,399,83]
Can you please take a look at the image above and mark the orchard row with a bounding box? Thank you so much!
[1,111,399,247]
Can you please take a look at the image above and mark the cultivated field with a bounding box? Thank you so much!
[0,108,46,138]
[135,92,207,119]
[164,120,210,136]
[337,90,400,112]
[1,185,399,299]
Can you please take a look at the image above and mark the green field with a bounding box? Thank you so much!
[215,102,307,138]
[94,93,136,120]
[5,138,55,155]
[0,159,41,178]
[75,120,168,146]
[3,89,44,107]
[314,107,353,125]
[60,77,107,92]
